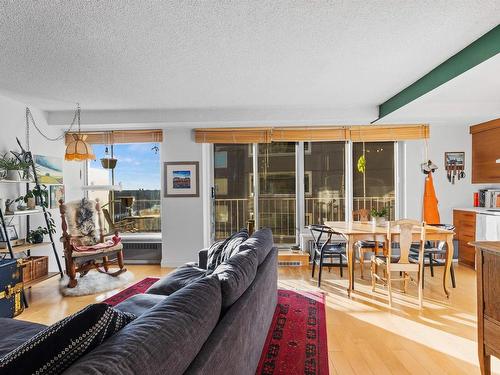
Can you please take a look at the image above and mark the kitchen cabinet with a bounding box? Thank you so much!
[471,241,500,375]
[453,209,476,267]
[471,118,500,183]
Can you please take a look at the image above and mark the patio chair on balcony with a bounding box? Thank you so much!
[309,224,347,287]
[353,209,385,279]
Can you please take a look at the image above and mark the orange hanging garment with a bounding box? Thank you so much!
[423,172,440,224]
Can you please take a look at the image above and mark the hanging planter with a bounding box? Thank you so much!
[100,145,117,169]
[101,157,117,169]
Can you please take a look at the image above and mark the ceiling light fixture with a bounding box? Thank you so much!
[64,104,95,162]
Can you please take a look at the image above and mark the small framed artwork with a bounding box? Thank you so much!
[445,152,465,167]
[164,161,200,197]
[49,185,65,209]
[0,225,18,242]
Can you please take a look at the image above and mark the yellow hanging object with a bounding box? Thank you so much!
[357,155,366,173]
[65,134,95,161]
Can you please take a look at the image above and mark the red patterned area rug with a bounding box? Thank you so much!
[102,277,159,306]
[256,289,329,375]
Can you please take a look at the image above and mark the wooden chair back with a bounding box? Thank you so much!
[353,209,370,222]
[387,219,426,264]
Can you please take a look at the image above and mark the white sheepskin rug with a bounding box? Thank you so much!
[59,270,135,297]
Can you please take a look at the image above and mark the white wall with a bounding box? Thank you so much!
[405,122,494,224]
[161,128,206,267]
[0,94,84,272]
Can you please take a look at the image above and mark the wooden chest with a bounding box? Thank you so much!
[472,241,500,375]
[0,259,24,318]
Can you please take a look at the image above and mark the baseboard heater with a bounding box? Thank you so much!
[122,242,162,264]
[277,261,302,267]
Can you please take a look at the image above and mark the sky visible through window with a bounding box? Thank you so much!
[90,143,160,190]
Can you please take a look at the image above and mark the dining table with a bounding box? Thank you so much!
[324,221,456,298]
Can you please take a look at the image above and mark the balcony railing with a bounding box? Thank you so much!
[214,196,395,241]
[112,199,162,232]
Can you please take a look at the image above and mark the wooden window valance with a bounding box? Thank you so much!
[348,124,429,142]
[65,130,163,145]
[194,124,429,143]
[271,127,349,142]
[194,128,272,144]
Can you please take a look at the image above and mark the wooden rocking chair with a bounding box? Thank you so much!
[60,198,127,288]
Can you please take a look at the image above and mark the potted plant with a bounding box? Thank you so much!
[370,207,389,226]
[27,226,49,244]
[15,185,49,210]
[0,153,31,181]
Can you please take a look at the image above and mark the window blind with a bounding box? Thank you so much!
[194,128,272,144]
[65,130,163,145]
[194,124,429,143]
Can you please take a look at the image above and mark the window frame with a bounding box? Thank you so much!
[210,140,402,246]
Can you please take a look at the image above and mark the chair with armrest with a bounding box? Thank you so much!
[59,198,127,288]
[309,224,347,287]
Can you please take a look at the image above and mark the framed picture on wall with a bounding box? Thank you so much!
[164,161,199,197]
[445,151,465,167]
[49,185,65,209]
[0,225,18,242]
[34,155,64,184]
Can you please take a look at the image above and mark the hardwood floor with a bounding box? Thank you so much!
[17,263,500,375]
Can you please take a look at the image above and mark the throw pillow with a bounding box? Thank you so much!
[0,303,135,375]
[206,239,225,274]
[220,228,249,263]
[206,229,249,274]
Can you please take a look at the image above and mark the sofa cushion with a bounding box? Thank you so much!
[63,277,222,375]
[114,294,168,316]
[0,319,47,358]
[206,229,248,274]
[0,304,135,375]
[220,229,249,263]
[212,248,258,310]
[206,239,225,273]
[145,266,206,296]
[238,228,274,265]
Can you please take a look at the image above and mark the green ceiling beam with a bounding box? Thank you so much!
[376,24,500,121]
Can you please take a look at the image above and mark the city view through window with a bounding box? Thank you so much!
[88,143,161,233]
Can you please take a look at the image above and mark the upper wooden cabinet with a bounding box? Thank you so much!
[471,118,500,183]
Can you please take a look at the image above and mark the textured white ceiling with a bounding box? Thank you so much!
[0,1,499,124]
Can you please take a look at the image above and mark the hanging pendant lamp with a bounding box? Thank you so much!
[64,104,95,161]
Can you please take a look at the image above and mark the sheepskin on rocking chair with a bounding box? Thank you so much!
[59,198,127,288]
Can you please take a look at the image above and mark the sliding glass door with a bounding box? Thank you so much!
[213,144,254,240]
[257,142,296,245]
[212,140,397,245]
[352,142,395,220]
[304,142,346,226]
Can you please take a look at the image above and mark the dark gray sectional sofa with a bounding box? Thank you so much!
[0,228,277,375]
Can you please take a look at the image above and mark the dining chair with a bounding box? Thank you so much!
[409,223,456,288]
[309,224,347,287]
[371,219,426,308]
[353,209,385,279]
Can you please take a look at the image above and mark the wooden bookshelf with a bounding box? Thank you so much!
[0,242,52,254]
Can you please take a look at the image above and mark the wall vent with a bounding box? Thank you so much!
[278,261,302,267]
